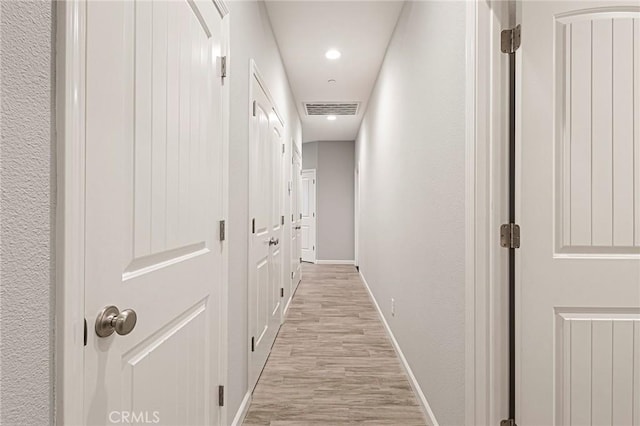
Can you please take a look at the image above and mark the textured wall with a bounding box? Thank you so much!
[227,0,302,419]
[303,141,355,261]
[0,1,56,425]
[355,2,466,424]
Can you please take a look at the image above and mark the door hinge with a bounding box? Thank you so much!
[252,218,255,234]
[299,257,302,263]
[291,214,294,221]
[84,318,87,346]
[501,419,517,426]
[218,385,225,407]
[219,220,226,241]
[220,56,228,79]
[280,288,284,297]
[501,24,521,54]
[251,336,255,352]
[252,100,257,117]
[299,213,302,219]
[291,272,294,279]
[313,245,315,251]
[500,223,521,249]
[281,215,284,225]
[282,143,285,154]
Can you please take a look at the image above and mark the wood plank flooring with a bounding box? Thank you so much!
[243,263,427,426]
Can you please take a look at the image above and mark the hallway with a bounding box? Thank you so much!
[243,264,426,425]
[5,1,640,424]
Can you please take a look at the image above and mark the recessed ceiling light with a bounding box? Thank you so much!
[325,49,341,60]
[327,115,337,121]
[328,79,336,84]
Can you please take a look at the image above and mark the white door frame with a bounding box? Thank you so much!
[465,0,512,424]
[55,2,230,424]
[301,168,317,264]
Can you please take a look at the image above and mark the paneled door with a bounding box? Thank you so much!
[519,3,640,424]
[301,169,317,263]
[83,1,228,425]
[291,144,303,291]
[248,66,285,390]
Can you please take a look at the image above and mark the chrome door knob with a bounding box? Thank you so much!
[268,237,279,246]
[95,305,138,337]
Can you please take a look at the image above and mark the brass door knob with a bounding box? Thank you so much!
[95,305,138,337]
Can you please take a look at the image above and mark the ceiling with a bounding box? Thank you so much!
[264,1,404,143]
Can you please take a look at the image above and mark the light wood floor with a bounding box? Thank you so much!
[243,263,427,426]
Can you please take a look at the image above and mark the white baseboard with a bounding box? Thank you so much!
[359,271,440,426]
[230,390,251,426]
[315,259,355,265]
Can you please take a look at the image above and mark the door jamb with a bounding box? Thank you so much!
[56,1,87,423]
[465,1,512,424]
[301,168,317,264]
[56,2,231,424]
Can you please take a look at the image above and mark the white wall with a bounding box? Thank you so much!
[0,1,55,424]
[355,2,466,425]
[227,0,302,419]
[303,141,355,262]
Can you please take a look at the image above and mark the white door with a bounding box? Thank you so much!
[291,144,303,289]
[519,3,640,425]
[248,70,285,389]
[301,169,317,263]
[83,1,228,425]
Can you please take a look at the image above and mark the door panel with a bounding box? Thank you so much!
[554,311,640,425]
[255,258,269,345]
[84,1,227,425]
[301,170,316,262]
[519,3,640,424]
[248,72,285,389]
[123,301,208,425]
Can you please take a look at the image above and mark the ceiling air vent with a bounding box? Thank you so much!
[304,102,360,116]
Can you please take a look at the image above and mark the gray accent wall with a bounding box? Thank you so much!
[301,141,317,170]
[0,1,56,424]
[302,141,354,262]
[355,2,466,424]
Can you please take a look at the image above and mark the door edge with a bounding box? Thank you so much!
[56,1,87,423]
